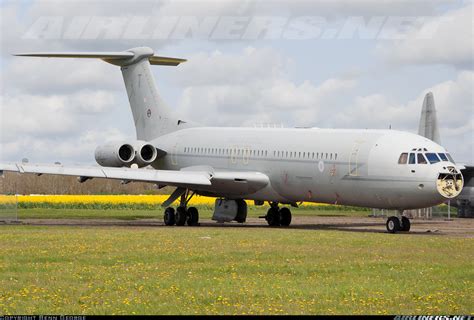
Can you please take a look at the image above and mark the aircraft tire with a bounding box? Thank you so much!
[400,216,411,232]
[386,216,401,233]
[187,206,199,226]
[176,206,187,226]
[279,207,292,226]
[267,207,280,226]
[164,207,176,226]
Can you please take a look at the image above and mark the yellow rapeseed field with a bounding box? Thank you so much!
[2,194,328,207]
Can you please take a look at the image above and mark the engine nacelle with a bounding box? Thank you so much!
[95,142,135,167]
[94,141,158,168]
[134,141,158,167]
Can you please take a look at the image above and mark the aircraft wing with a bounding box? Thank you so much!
[0,163,270,195]
[0,162,211,188]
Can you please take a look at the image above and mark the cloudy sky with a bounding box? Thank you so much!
[0,0,473,164]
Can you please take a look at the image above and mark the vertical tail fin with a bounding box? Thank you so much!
[14,47,192,141]
[418,92,441,144]
[119,47,184,140]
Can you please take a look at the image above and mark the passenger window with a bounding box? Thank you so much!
[438,153,448,161]
[425,153,440,164]
[398,153,408,164]
[409,153,416,164]
[417,153,427,164]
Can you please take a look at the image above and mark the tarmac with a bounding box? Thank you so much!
[5,216,473,238]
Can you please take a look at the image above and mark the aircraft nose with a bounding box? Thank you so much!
[436,164,463,198]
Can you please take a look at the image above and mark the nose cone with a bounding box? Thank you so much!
[436,164,463,198]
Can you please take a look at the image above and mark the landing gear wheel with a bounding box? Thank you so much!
[266,207,280,226]
[400,216,411,232]
[164,207,176,226]
[187,206,199,226]
[386,216,401,233]
[176,206,187,226]
[279,207,292,227]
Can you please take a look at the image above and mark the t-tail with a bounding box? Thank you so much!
[14,47,194,141]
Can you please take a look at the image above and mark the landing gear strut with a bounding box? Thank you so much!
[262,202,292,227]
[386,213,411,233]
[163,190,200,226]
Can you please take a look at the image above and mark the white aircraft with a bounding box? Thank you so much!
[0,47,465,232]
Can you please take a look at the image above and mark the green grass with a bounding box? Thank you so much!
[0,223,472,315]
[9,207,371,220]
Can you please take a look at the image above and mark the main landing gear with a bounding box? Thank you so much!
[163,190,199,226]
[386,212,411,233]
[261,202,292,227]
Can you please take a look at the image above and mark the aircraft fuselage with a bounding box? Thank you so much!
[153,127,460,210]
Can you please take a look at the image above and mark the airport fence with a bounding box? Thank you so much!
[371,204,458,219]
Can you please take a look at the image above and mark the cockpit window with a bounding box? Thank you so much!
[446,153,455,164]
[438,153,448,161]
[417,153,427,164]
[408,153,416,164]
[398,153,408,164]
[425,153,440,164]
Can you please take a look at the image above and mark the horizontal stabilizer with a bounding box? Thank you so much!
[14,47,186,67]
[149,56,187,66]
[14,51,134,59]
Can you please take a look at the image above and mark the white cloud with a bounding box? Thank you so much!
[332,71,473,161]
[377,4,473,69]
[0,90,118,141]
[0,128,129,163]
[173,47,287,86]
[4,58,123,94]
[175,47,356,126]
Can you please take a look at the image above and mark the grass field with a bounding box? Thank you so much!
[1,208,473,315]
